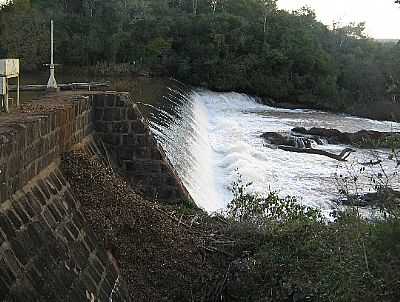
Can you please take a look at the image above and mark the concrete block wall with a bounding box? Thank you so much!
[93,93,192,203]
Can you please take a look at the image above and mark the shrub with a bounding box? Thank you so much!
[222,175,400,301]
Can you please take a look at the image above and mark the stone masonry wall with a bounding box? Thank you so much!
[93,93,192,203]
[0,163,128,301]
[0,95,93,203]
[0,95,129,301]
[0,90,193,301]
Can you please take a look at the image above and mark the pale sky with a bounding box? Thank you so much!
[278,0,400,39]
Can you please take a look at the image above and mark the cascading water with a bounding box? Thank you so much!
[144,86,223,211]
[144,87,400,216]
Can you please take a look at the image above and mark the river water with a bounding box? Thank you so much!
[144,87,400,217]
[21,74,400,216]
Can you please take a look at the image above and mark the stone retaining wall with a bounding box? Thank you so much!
[0,95,93,204]
[0,95,129,301]
[0,91,193,301]
[0,163,128,301]
[93,93,192,203]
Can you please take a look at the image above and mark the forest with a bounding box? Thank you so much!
[0,0,399,116]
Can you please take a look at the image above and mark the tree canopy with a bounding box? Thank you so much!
[0,0,399,114]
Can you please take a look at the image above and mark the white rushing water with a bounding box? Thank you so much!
[149,89,400,216]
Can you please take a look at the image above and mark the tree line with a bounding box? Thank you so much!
[0,0,399,114]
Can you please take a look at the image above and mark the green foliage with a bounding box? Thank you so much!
[224,176,400,301]
[0,0,399,115]
[227,172,322,224]
[0,6,49,70]
[353,134,400,149]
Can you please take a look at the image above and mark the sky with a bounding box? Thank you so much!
[278,0,400,39]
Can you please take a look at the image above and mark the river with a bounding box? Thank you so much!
[145,87,400,217]
[18,74,400,216]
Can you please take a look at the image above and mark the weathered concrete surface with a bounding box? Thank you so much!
[0,91,192,301]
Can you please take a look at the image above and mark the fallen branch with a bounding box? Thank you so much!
[201,245,233,257]
[360,160,382,166]
[277,145,356,161]
[211,261,234,302]
[99,139,116,177]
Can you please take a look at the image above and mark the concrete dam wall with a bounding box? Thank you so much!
[0,92,191,301]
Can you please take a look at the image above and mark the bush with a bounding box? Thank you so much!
[227,173,322,224]
[222,176,400,301]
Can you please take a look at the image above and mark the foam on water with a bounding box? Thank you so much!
[149,89,400,216]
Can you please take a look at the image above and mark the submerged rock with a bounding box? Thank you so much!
[292,127,351,144]
[292,127,400,148]
[336,189,400,207]
[261,131,356,161]
[261,132,313,149]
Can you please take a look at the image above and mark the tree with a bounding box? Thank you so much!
[0,0,397,119]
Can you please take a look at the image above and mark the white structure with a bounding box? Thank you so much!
[46,20,58,91]
[0,59,20,113]
[0,78,6,95]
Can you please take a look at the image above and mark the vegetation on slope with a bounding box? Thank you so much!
[224,176,400,301]
[62,145,400,301]
[0,0,400,118]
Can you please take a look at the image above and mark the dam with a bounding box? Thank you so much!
[0,91,192,301]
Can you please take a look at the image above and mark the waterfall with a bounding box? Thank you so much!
[144,87,221,211]
[142,87,400,217]
[294,137,305,149]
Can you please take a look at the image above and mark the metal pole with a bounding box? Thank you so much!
[47,19,58,90]
[4,78,8,113]
[51,20,54,65]
[17,76,20,107]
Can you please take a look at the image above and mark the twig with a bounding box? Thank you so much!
[360,160,382,166]
[190,215,199,227]
[152,205,194,230]
[99,138,116,177]
[212,261,234,302]
[362,241,370,274]
[201,245,233,258]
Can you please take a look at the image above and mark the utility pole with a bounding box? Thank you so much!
[46,20,59,91]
